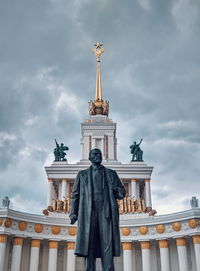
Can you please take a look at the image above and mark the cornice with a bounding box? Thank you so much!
[45,162,153,179]
[0,208,199,242]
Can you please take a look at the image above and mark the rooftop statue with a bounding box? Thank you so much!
[190,196,198,208]
[53,139,69,162]
[130,139,143,162]
[2,196,10,208]
[70,148,126,270]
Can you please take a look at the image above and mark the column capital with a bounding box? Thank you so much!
[131,179,136,182]
[144,179,151,183]
[62,179,69,182]
[31,239,41,247]
[49,240,58,249]
[141,241,151,249]
[122,242,132,250]
[176,237,186,246]
[0,234,8,243]
[192,235,200,244]
[48,179,53,182]
[66,242,75,250]
[13,237,24,246]
[159,240,169,248]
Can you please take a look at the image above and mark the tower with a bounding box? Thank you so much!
[44,43,154,217]
[80,42,118,163]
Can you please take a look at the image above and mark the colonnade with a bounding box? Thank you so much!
[131,179,152,209]
[122,235,200,271]
[1,234,200,270]
[0,234,76,271]
[47,179,70,207]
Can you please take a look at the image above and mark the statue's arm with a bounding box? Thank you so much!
[139,139,143,145]
[69,173,80,224]
[55,139,59,147]
[114,172,126,200]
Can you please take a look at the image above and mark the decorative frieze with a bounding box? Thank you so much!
[4,218,12,228]
[121,227,131,236]
[156,224,165,234]
[188,219,197,229]
[68,227,77,236]
[18,221,27,231]
[172,222,181,232]
[34,224,43,233]
[139,226,148,235]
[52,226,61,235]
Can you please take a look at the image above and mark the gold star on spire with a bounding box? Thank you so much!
[92,42,104,62]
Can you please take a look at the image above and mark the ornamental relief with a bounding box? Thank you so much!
[0,218,199,240]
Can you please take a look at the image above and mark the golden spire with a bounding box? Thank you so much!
[88,42,109,117]
[92,42,104,101]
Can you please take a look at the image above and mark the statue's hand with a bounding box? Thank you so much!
[70,214,78,225]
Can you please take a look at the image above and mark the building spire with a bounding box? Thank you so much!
[92,42,104,101]
[88,42,109,116]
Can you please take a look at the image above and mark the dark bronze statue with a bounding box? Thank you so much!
[130,139,143,161]
[2,196,10,208]
[53,139,69,161]
[70,148,126,271]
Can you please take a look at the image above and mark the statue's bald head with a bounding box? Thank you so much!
[89,148,102,165]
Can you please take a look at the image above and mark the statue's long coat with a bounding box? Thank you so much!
[70,166,126,257]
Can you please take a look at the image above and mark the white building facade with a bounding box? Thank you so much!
[0,44,200,270]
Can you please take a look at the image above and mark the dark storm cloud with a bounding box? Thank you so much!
[0,0,200,214]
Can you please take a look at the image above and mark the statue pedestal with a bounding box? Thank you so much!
[52,161,68,166]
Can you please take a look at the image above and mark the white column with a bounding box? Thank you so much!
[59,181,62,200]
[141,241,151,271]
[80,138,84,160]
[192,235,200,271]
[108,135,115,160]
[29,240,41,271]
[100,138,104,156]
[83,135,90,159]
[11,237,24,271]
[0,234,8,271]
[131,179,137,199]
[92,137,96,149]
[176,238,189,271]
[122,243,132,271]
[159,240,171,271]
[62,179,68,199]
[145,180,152,209]
[66,242,76,271]
[48,241,58,271]
[47,179,53,206]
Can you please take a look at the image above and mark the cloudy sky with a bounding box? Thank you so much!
[0,0,200,215]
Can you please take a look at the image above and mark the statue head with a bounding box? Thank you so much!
[134,141,136,145]
[89,148,102,166]
[61,143,64,146]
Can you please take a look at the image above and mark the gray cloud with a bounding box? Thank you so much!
[0,0,200,214]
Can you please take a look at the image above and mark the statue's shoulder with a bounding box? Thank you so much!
[77,167,90,177]
[104,166,117,176]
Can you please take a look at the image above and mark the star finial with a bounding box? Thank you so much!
[92,42,104,62]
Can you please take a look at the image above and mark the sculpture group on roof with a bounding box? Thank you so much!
[130,139,143,162]
[53,139,69,162]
